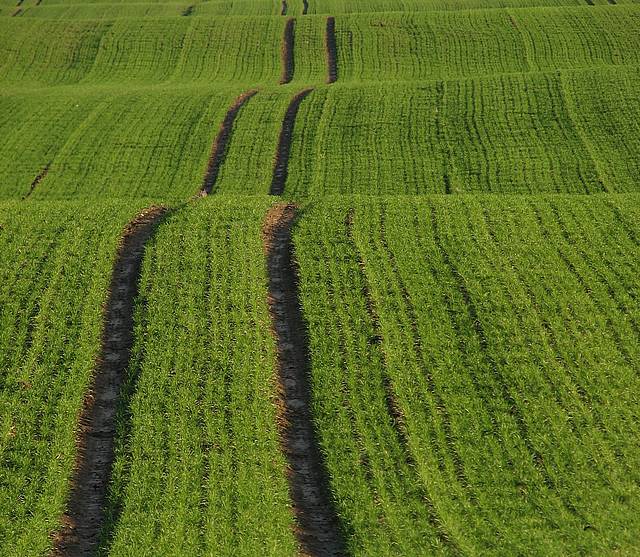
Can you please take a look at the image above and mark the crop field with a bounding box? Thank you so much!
[294,195,640,555]
[1,0,640,555]
[0,200,149,554]
[102,198,296,556]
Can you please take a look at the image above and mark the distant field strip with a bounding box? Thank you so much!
[12,0,638,17]
[1,7,639,87]
[102,198,297,556]
[1,65,639,200]
[284,67,640,195]
[0,87,247,200]
[0,201,148,556]
[293,195,640,555]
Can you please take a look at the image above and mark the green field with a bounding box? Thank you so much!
[294,195,640,555]
[1,0,639,555]
[0,201,148,554]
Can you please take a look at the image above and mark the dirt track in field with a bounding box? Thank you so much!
[200,90,257,195]
[23,162,50,198]
[51,206,167,557]
[281,18,295,85]
[325,17,337,84]
[302,0,309,14]
[263,205,345,557]
[281,0,288,15]
[271,89,313,195]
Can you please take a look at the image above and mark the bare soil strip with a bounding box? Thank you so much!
[23,162,50,199]
[270,89,313,195]
[281,0,288,16]
[302,0,309,14]
[325,17,338,84]
[280,18,295,85]
[51,206,167,557]
[263,204,345,557]
[200,90,257,195]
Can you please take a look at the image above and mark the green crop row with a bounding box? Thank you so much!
[102,197,296,556]
[0,200,149,556]
[293,194,640,555]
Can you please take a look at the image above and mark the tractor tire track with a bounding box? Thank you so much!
[23,162,50,199]
[280,18,295,85]
[281,0,288,15]
[263,204,345,557]
[271,89,313,195]
[302,0,309,14]
[200,90,257,196]
[51,206,167,557]
[325,17,338,84]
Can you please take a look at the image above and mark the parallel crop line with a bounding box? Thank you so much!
[472,202,626,476]
[377,206,472,504]
[270,89,313,195]
[52,206,167,556]
[346,208,461,554]
[538,203,639,362]
[200,90,258,196]
[263,204,345,556]
[428,204,573,508]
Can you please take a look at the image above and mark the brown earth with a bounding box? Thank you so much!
[263,204,345,556]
